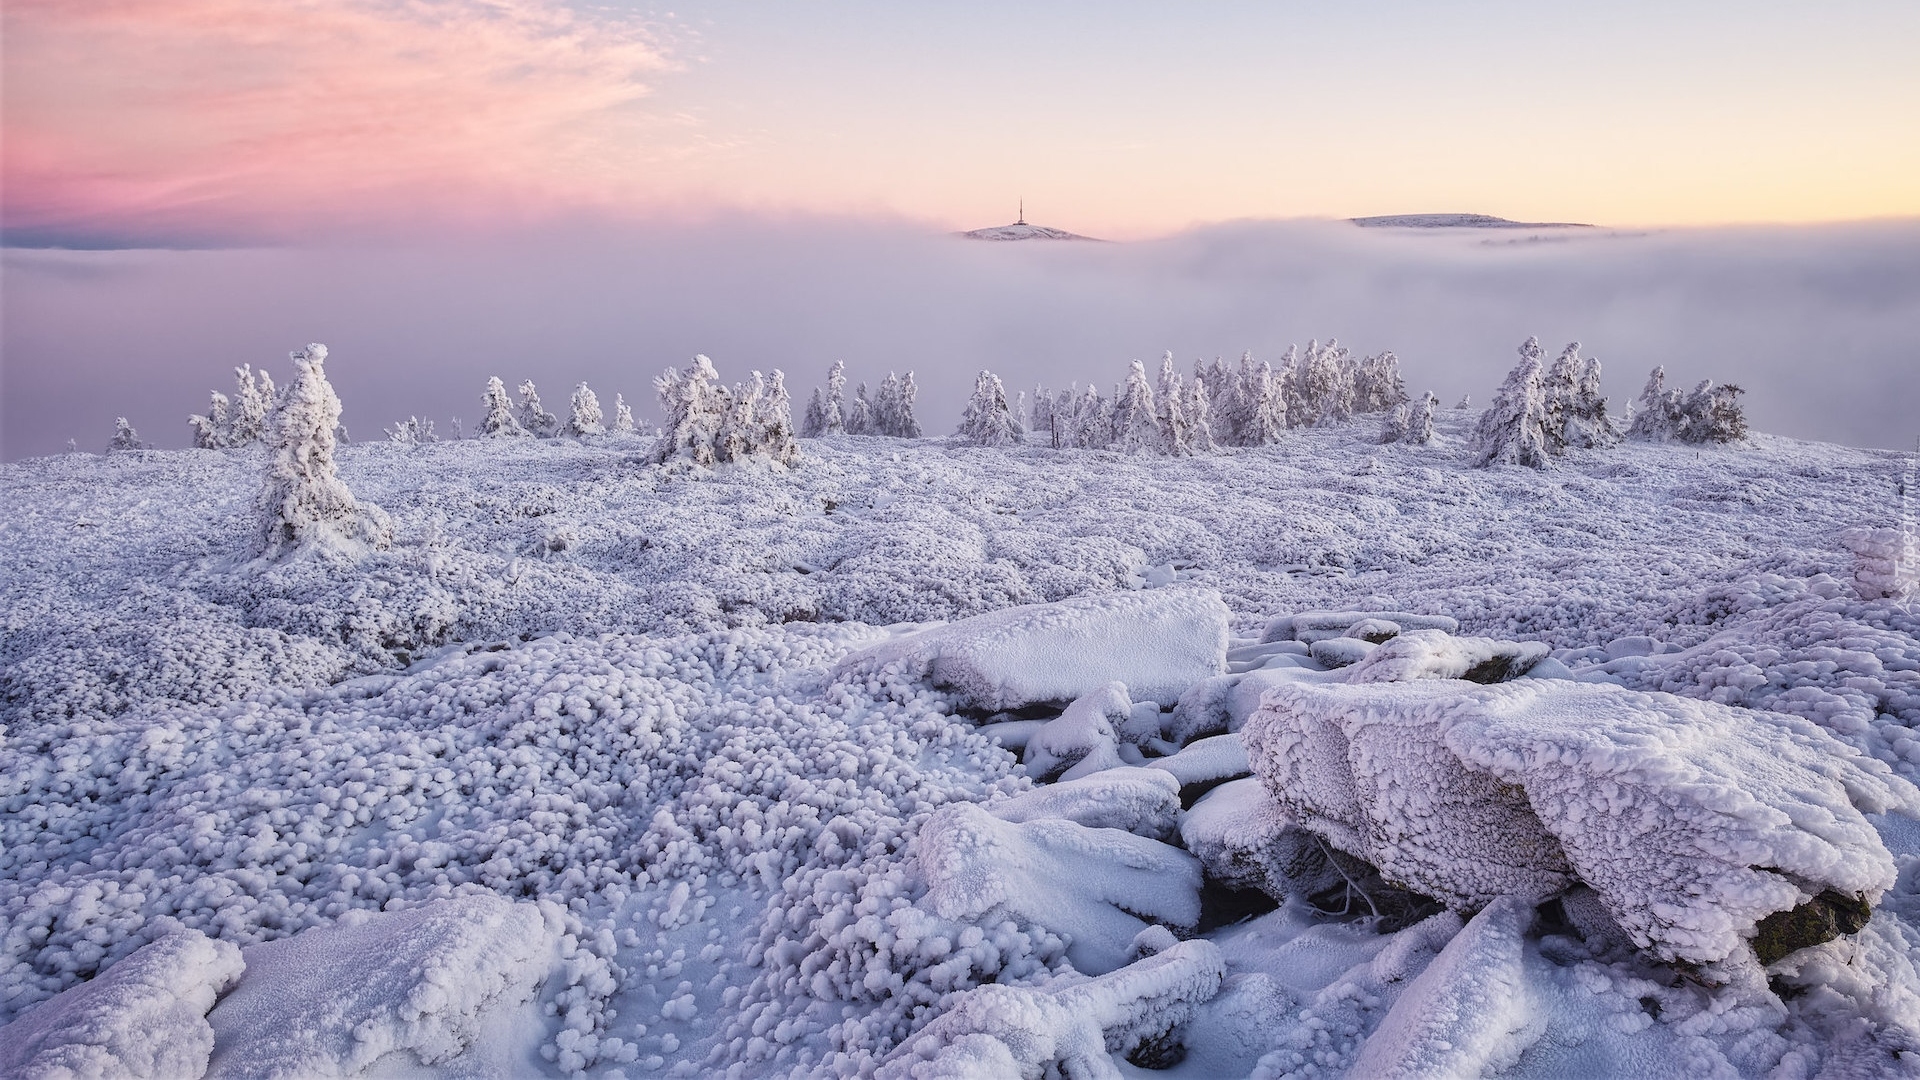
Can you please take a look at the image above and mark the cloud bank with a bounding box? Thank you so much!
[3,218,1916,460]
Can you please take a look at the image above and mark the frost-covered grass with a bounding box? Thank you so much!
[2,415,1918,1077]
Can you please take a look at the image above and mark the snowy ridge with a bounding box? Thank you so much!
[956,223,1103,241]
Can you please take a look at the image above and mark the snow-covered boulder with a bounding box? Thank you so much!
[1840,526,1917,601]
[989,767,1182,842]
[917,802,1203,975]
[1341,629,1549,684]
[205,895,559,1077]
[1179,777,1337,901]
[1244,678,1920,964]
[0,929,242,1080]
[1261,610,1458,645]
[876,938,1226,1080]
[1025,682,1130,781]
[1145,732,1250,793]
[834,589,1231,711]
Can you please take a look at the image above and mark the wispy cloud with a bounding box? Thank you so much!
[2,0,680,246]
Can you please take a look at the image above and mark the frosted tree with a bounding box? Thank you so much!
[823,361,848,435]
[107,418,147,452]
[450,417,465,440]
[1455,394,1472,410]
[1471,343,1552,468]
[385,416,436,444]
[1627,366,1683,441]
[567,383,605,436]
[717,371,762,462]
[1110,360,1160,453]
[955,370,1019,446]
[1380,392,1436,445]
[1185,374,1215,452]
[802,389,828,438]
[1287,339,1350,427]
[760,369,800,465]
[847,383,874,435]
[480,377,528,437]
[1678,380,1747,444]
[873,373,902,437]
[1547,346,1621,449]
[1029,384,1052,437]
[516,380,561,438]
[652,355,728,465]
[1156,353,1190,454]
[1248,359,1287,446]
[256,344,390,559]
[611,393,637,434]
[1074,384,1111,449]
[189,391,232,449]
[228,365,276,446]
[898,371,923,438]
[1354,351,1408,413]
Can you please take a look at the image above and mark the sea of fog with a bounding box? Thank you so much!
[2,216,1916,460]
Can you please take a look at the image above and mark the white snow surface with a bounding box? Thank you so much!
[833,587,1230,711]
[5,414,1920,1077]
[0,929,241,1080]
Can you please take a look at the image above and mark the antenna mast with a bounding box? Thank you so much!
[1017,199,1025,226]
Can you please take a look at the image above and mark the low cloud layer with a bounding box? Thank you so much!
[3,217,1916,460]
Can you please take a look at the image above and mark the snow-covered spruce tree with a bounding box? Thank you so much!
[1379,392,1437,445]
[717,372,762,462]
[480,376,528,437]
[802,388,829,438]
[1244,357,1287,447]
[1286,339,1348,427]
[189,391,232,449]
[1029,384,1052,437]
[610,393,637,434]
[1156,353,1190,454]
[1626,366,1683,441]
[227,365,276,446]
[568,383,605,436]
[898,371,923,438]
[1544,345,1621,450]
[652,355,728,466]
[759,369,800,465]
[257,344,390,559]
[1455,394,1472,410]
[385,416,436,444]
[516,380,561,438]
[1470,343,1552,468]
[1354,351,1408,414]
[955,370,1019,446]
[1110,360,1160,453]
[823,360,848,435]
[1678,380,1747,444]
[107,418,147,452]
[1185,373,1216,451]
[1073,383,1111,449]
[847,383,874,436]
[873,373,902,436]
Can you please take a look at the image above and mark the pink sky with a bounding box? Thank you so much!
[5,1,1919,244]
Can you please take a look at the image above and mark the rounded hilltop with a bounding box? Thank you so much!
[959,202,1103,241]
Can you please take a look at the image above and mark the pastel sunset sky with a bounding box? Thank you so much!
[6,0,1918,246]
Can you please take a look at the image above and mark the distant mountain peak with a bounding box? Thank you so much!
[958,221,1104,241]
[1351,213,1594,229]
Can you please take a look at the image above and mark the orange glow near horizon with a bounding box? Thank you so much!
[4,1,1917,245]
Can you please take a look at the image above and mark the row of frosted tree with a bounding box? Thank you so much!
[1469,337,1745,469]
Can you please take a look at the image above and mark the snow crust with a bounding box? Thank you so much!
[833,588,1230,711]
[0,929,241,1080]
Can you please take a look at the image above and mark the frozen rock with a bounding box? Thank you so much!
[205,895,558,1078]
[1245,678,1920,964]
[989,767,1182,842]
[1260,610,1458,645]
[1308,637,1378,668]
[1179,777,1334,900]
[1341,629,1549,684]
[917,802,1203,975]
[1344,618,1403,643]
[1026,682,1130,782]
[0,929,242,1080]
[1168,675,1240,743]
[834,589,1231,710]
[877,939,1226,1080]
[1146,733,1250,795]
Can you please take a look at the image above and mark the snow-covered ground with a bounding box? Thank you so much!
[3,410,1918,1077]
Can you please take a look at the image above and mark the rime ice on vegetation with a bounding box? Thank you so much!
[566,382,604,436]
[955,370,1019,447]
[7,381,1920,1078]
[479,376,527,437]
[255,344,391,560]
